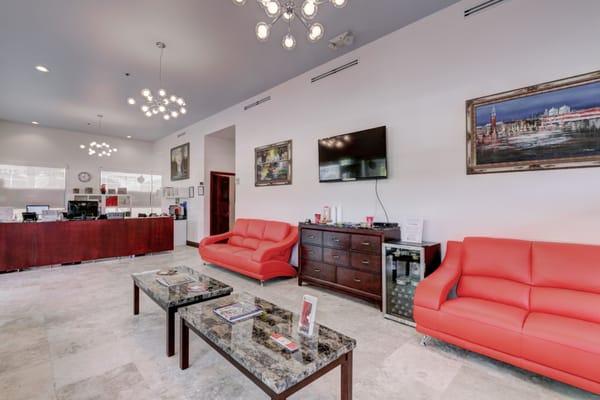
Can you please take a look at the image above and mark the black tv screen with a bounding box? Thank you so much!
[67,201,99,219]
[319,126,387,182]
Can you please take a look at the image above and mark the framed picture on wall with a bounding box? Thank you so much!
[171,143,190,181]
[467,70,600,174]
[188,186,194,198]
[255,140,292,186]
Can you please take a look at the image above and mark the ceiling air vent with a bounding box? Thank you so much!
[464,0,506,17]
[244,96,271,111]
[311,59,359,84]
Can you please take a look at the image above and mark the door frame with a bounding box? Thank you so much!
[209,171,235,236]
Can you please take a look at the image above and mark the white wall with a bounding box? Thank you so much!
[155,0,600,250]
[0,119,157,201]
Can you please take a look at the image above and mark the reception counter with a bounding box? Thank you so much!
[0,217,174,272]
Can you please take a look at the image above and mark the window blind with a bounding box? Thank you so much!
[0,164,66,208]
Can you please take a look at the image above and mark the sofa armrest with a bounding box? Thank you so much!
[414,241,462,311]
[200,232,233,247]
[252,227,299,263]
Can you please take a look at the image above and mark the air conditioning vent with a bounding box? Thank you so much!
[464,0,506,18]
[244,96,271,111]
[176,131,186,138]
[311,59,359,84]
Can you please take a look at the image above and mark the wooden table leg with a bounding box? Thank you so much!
[133,282,139,315]
[341,351,353,400]
[180,318,189,370]
[166,307,176,357]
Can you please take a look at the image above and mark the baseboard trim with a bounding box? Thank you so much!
[186,241,199,248]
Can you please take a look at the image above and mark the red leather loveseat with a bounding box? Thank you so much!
[199,219,298,283]
[414,237,600,395]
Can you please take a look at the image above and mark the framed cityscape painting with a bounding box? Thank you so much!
[255,140,292,186]
[466,70,600,174]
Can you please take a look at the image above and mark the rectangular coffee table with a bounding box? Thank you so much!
[178,292,356,399]
[131,266,232,357]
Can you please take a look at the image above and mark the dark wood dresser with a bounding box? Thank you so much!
[298,223,401,309]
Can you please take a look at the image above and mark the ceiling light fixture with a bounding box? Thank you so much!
[35,65,49,73]
[31,121,39,125]
[80,115,118,157]
[128,42,187,120]
[233,0,348,50]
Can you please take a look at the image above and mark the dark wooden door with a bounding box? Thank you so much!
[210,171,235,235]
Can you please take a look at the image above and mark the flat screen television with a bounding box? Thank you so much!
[67,201,99,219]
[319,126,387,182]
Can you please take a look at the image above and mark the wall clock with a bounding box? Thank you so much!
[78,171,92,183]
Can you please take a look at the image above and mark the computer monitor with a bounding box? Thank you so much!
[26,205,50,216]
[67,201,99,219]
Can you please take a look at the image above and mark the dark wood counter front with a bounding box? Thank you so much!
[0,217,174,272]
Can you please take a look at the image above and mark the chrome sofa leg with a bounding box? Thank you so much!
[420,335,432,347]
[260,280,264,287]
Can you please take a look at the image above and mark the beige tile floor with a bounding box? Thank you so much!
[0,246,597,400]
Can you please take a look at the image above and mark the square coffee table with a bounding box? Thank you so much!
[179,292,356,399]
[131,266,232,357]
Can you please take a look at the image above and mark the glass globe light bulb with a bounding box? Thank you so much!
[170,95,177,102]
[256,22,271,41]
[152,108,159,114]
[232,0,246,4]
[145,111,152,117]
[141,105,149,112]
[158,89,166,97]
[283,10,294,21]
[141,89,151,97]
[171,111,178,118]
[180,107,187,114]
[302,0,317,19]
[80,144,85,149]
[331,0,347,7]
[265,1,280,17]
[127,98,136,105]
[177,98,184,105]
[163,114,170,120]
[163,98,169,105]
[158,105,166,112]
[308,23,324,42]
[282,33,296,50]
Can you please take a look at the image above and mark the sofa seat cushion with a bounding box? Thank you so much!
[522,313,600,382]
[438,297,527,356]
[202,244,261,274]
[206,244,249,255]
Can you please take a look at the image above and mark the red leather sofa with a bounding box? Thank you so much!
[199,218,298,283]
[414,237,600,395]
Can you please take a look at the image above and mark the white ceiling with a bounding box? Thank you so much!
[0,0,460,141]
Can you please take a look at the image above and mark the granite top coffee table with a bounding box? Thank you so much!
[178,292,357,400]
[131,266,232,357]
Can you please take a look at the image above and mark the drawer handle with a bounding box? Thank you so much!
[332,255,340,259]
[308,235,315,239]
[332,237,340,242]
[353,278,362,283]
[314,268,321,273]
[361,260,370,265]
[361,242,372,246]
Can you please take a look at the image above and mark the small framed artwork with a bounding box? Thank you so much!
[84,187,93,194]
[198,185,205,196]
[298,294,318,337]
[255,140,292,186]
[72,188,80,194]
[171,142,190,181]
[467,70,600,174]
[188,186,194,198]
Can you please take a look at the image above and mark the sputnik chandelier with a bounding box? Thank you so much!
[127,42,187,121]
[232,0,349,50]
[80,115,118,157]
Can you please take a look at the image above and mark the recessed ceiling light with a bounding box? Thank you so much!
[31,121,39,125]
[35,65,49,73]
[126,135,132,139]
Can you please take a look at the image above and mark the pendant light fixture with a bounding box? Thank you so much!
[127,42,187,121]
[233,0,348,50]
[80,115,118,157]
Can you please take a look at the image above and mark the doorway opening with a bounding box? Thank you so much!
[204,126,236,237]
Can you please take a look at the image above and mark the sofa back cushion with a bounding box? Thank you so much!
[457,237,532,309]
[228,219,290,250]
[530,241,600,323]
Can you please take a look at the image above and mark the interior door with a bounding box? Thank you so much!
[210,171,235,235]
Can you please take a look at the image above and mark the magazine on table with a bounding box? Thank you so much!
[156,274,195,287]
[214,302,263,323]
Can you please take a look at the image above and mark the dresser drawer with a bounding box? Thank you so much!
[301,229,322,246]
[351,234,381,254]
[301,245,322,262]
[324,232,350,250]
[302,262,335,282]
[323,248,350,267]
[336,268,381,295]
[350,252,381,272]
